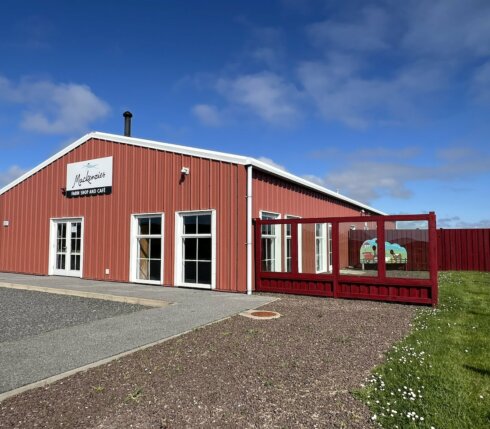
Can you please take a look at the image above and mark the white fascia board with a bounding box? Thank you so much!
[0,131,386,215]
[93,132,249,165]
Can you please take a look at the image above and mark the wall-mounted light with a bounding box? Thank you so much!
[3,220,9,227]
[180,167,190,175]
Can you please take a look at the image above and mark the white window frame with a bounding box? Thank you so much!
[285,214,302,273]
[315,223,328,273]
[174,210,216,290]
[48,217,84,278]
[259,210,282,272]
[327,223,333,272]
[130,213,165,285]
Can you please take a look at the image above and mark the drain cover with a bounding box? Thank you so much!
[240,310,281,320]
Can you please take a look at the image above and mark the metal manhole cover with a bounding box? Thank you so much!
[240,310,281,320]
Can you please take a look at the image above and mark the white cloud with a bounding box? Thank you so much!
[249,27,285,69]
[191,0,490,129]
[471,61,490,102]
[438,216,490,228]
[402,0,490,58]
[216,72,301,125]
[0,165,27,187]
[303,146,490,204]
[307,6,391,52]
[0,75,110,134]
[297,56,446,128]
[256,156,287,171]
[191,104,223,127]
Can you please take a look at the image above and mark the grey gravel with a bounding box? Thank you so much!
[0,275,274,395]
[0,288,149,343]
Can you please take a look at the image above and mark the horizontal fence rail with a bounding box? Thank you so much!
[438,229,490,272]
[254,213,438,306]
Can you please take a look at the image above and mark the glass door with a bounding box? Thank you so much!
[51,219,83,277]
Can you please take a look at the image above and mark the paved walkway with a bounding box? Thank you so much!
[0,273,275,396]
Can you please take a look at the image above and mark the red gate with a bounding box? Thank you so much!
[254,213,438,306]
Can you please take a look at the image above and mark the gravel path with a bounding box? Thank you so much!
[0,288,149,343]
[0,295,415,428]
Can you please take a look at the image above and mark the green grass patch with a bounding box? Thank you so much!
[357,271,490,428]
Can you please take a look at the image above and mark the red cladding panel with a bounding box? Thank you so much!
[252,169,370,218]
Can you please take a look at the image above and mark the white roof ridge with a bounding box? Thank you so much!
[0,131,386,215]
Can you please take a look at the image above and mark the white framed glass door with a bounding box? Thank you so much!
[50,218,83,277]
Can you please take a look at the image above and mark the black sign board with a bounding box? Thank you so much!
[66,186,112,198]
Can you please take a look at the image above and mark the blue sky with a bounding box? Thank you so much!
[1,0,489,227]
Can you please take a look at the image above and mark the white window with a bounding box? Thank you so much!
[175,210,216,289]
[130,213,164,285]
[315,223,332,273]
[315,223,327,273]
[285,215,302,273]
[260,211,281,272]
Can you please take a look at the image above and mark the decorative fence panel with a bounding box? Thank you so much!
[255,213,438,306]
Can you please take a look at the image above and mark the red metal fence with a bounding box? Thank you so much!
[438,228,490,271]
[254,213,438,306]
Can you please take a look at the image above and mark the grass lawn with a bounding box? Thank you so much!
[358,271,490,428]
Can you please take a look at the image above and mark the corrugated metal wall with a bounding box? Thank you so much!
[438,229,490,271]
[252,169,372,218]
[0,138,247,292]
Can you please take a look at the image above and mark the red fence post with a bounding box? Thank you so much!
[429,212,438,306]
[291,222,299,274]
[332,221,340,298]
[377,220,386,281]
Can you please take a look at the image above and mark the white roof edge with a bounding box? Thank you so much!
[247,158,386,215]
[0,131,386,215]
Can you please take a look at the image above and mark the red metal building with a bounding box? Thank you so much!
[0,132,383,293]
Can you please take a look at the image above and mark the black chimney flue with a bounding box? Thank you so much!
[123,111,133,137]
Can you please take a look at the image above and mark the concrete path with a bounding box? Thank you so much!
[0,273,275,396]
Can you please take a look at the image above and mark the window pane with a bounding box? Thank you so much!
[184,238,197,260]
[198,237,212,260]
[340,221,378,277]
[198,214,211,234]
[149,260,161,281]
[138,218,150,235]
[184,261,197,283]
[150,238,161,259]
[56,254,65,270]
[198,261,211,284]
[183,215,197,234]
[385,220,429,279]
[138,259,149,280]
[57,223,66,239]
[150,217,162,235]
[138,238,150,259]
